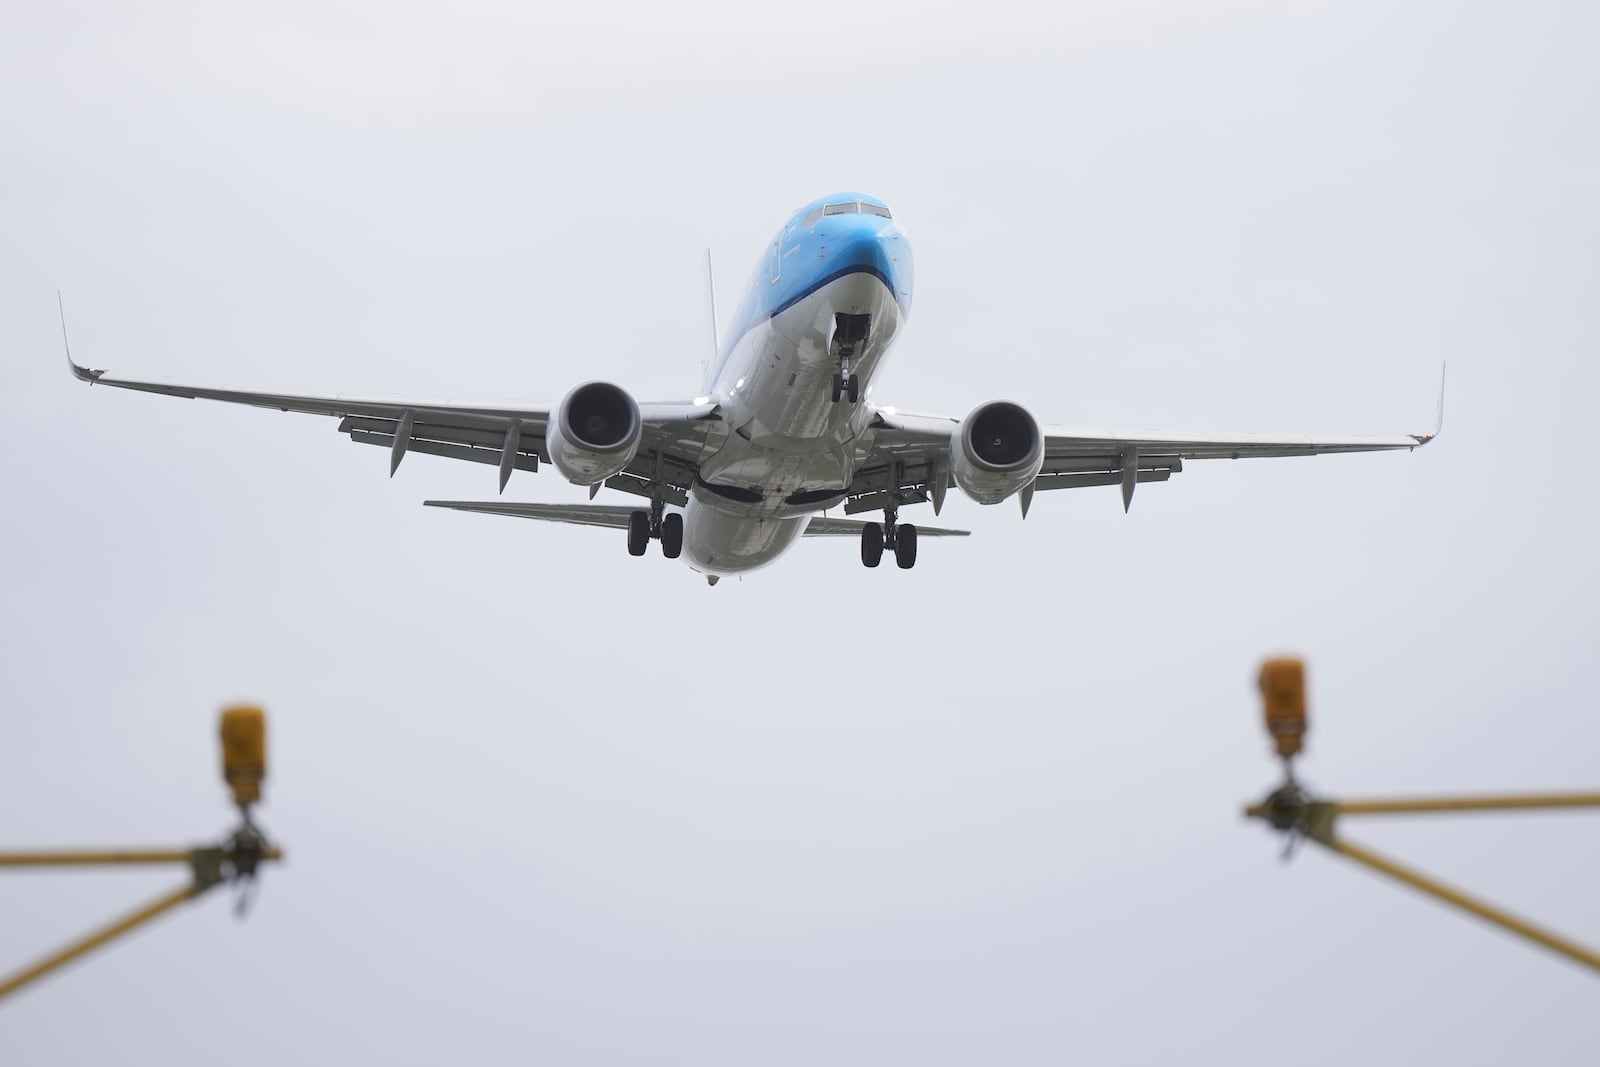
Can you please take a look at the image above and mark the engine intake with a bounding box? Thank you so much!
[950,400,1044,505]
[546,381,643,485]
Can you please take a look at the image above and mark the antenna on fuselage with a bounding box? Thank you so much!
[704,248,721,373]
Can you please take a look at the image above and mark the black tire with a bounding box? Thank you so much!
[846,374,860,404]
[895,523,918,569]
[831,373,843,403]
[627,511,650,557]
[860,522,884,568]
[660,512,684,559]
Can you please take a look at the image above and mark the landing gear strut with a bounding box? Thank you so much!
[830,313,868,405]
[860,506,917,569]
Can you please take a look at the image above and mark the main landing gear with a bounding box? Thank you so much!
[627,498,683,559]
[830,313,869,405]
[859,506,917,570]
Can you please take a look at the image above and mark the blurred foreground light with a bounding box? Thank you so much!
[1258,657,1307,759]
[220,705,267,809]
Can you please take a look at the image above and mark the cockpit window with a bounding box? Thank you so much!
[803,201,893,227]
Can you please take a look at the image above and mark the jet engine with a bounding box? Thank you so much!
[545,381,643,485]
[949,400,1044,504]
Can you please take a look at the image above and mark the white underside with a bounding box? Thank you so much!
[684,272,903,576]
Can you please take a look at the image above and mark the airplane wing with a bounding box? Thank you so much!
[64,340,724,501]
[847,371,1444,515]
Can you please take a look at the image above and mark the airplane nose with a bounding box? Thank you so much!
[828,216,899,285]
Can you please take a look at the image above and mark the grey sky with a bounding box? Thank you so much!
[3,1,1597,1062]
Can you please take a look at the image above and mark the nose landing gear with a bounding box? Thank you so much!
[829,313,869,405]
[830,368,859,405]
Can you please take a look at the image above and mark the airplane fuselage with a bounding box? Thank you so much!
[682,193,913,577]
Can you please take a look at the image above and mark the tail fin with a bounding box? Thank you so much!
[704,249,720,378]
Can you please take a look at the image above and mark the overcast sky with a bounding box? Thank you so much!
[3,2,1597,1062]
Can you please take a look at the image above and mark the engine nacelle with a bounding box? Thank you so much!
[950,400,1044,505]
[546,381,643,485]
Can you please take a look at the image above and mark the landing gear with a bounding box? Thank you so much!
[860,522,884,567]
[626,498,683,559]
[831,370,860,405]
[627,510,650,556]
[660,512,684,559]
[859,507,917,569]
[829,312,868,405]
[894,521,918,569]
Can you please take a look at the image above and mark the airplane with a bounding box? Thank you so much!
[63,191,1442,585]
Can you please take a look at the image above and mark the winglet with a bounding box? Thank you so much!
[1411,361,1446,446]
[58,292,104,383]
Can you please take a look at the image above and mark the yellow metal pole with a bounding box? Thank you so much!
[0,847,282,868]
[0,883,200,1002]
[1331,793,1600,817]
[1313,832,1600,976]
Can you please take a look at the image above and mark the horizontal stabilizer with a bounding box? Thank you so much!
[425,501,971,539]
[423,500,639,529]
[803,517,969,537]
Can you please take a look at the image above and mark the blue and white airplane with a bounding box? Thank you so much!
[66,192,1440,584]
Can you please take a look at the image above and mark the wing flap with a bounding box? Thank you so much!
[339,414,536,452]
[341,413,546,476]
[349,432,542,475]
[1034,468,1174,492]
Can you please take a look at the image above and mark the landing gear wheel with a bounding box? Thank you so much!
[660,512,684,559]
[627,510,650,557]
[846,374,860,404]
[860,522,884,568]
[831,373,844,404]
[895,523,918,569]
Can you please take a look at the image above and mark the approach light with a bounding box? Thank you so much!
[220,705,267,809]
[1258,657,1307,759]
